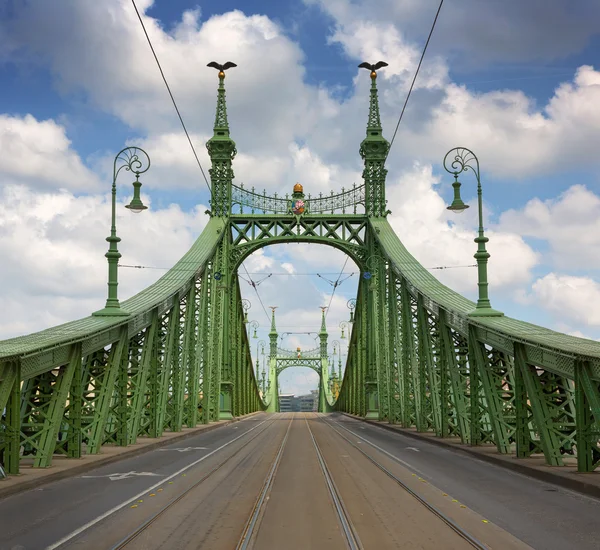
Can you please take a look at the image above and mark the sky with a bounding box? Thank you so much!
[1,0,600,395]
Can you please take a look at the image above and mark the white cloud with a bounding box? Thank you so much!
[532,274,600,327]
[305,0,600,65]
[0,114,102,191]
[500,184,600,270]
[0,184,208,338]
[387,164,538,293]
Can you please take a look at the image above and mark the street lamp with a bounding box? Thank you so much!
[240,299,251,324]
[347,298,356,323]
[249,320,259,339]
[443,147,503,317]
[93,147,150,317]
[339,321,348,339]
[256,339,266,376]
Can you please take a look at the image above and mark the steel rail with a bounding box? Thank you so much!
[236,415,294,549]
[109,416,281,550]
[305,414,364,550]
[322,416,488,550]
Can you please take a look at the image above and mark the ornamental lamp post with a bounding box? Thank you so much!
[256,339,266,377]
[240,299,251,324]
[93,146,150,317]
[442,147,503,317]
[347,298,356,323]
[249,320,259,339]
[339,321,348,339]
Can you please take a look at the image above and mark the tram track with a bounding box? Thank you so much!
[236,417,294,550]
[235,413,363,550]
[305,414,364,550]
[320,415,489,550]
[107,415,282,550]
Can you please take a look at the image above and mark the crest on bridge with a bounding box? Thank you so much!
[290,182,308,219]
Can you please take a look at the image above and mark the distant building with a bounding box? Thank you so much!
[297,393,315,412]
[279,391,318,412]
[279,393,295,412]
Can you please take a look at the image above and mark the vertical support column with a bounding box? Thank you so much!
[218,238,233,420]
[4,362,21,474]
[129,311,158,443]
[115,334,130,447]
[34,344,81,467]
[468,324,482,446]
[439,312,469,443]
[88,328,128,454]
[148,312,160,438]
[416,295,441,435]
[67,350,83,458]
[575,360,600,472]
[514,343,563,466]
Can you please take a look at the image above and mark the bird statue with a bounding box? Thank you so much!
[358,61,388,78]
[207,61,237,78]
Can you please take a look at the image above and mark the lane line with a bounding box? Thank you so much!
[325,415,429,478]
[321,416,487,550]
[47,419,270,550]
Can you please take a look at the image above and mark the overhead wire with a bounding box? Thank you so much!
[386,0,444,158]
[131,0,212,193]
[241,264,271,323]
[324,256,350,319]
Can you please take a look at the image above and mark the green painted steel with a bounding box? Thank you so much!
[2,62,600,478]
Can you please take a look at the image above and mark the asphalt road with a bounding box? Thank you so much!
[0,412,597,549]
[328,413,600,550]
[0,414,272,550]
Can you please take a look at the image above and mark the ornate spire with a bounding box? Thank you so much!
[206,63,237,216]
[319,306,328,335]
[366,72,383,136]
[213,73,230,136]
[269,306,278,336]
[319,307,328,359]
[358,62,390,218]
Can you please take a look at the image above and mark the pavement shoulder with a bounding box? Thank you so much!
[0,412,263,500]
[342,413,600,500]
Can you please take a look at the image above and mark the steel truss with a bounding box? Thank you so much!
[2,66,600,477]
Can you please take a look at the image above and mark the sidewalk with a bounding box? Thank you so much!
[345,414,600,499]
[0,412,262,500]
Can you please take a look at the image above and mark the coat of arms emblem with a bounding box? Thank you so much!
[292,199,305,215]
[290,182,307,218]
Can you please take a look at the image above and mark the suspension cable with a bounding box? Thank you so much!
[131,0,212,193]
[386,0,444,159]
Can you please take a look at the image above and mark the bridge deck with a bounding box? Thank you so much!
[3,413,598,549]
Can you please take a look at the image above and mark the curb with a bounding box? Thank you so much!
[341,413,600,500]
[0,412,263,500]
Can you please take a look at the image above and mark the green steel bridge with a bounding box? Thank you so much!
[2,64,600,481]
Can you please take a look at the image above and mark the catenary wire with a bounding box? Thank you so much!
[386,0,444,158]
[241,264,271,323]
[131,0,211,193]
[325,256,350,319]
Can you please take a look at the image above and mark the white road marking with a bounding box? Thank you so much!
[158,447,209,452]
[47,419,268,550]
[332,420,429,478]
[81,471,162,482]
[406,447,420,452]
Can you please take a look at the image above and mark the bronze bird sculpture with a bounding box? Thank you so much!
[358,61,388,77]
[207,61,237,77]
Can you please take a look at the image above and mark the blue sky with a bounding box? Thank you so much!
[1,0,600,395]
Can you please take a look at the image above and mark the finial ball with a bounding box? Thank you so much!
[370,71,377,79]
[293,182,303,193]
[218,71,225,78]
